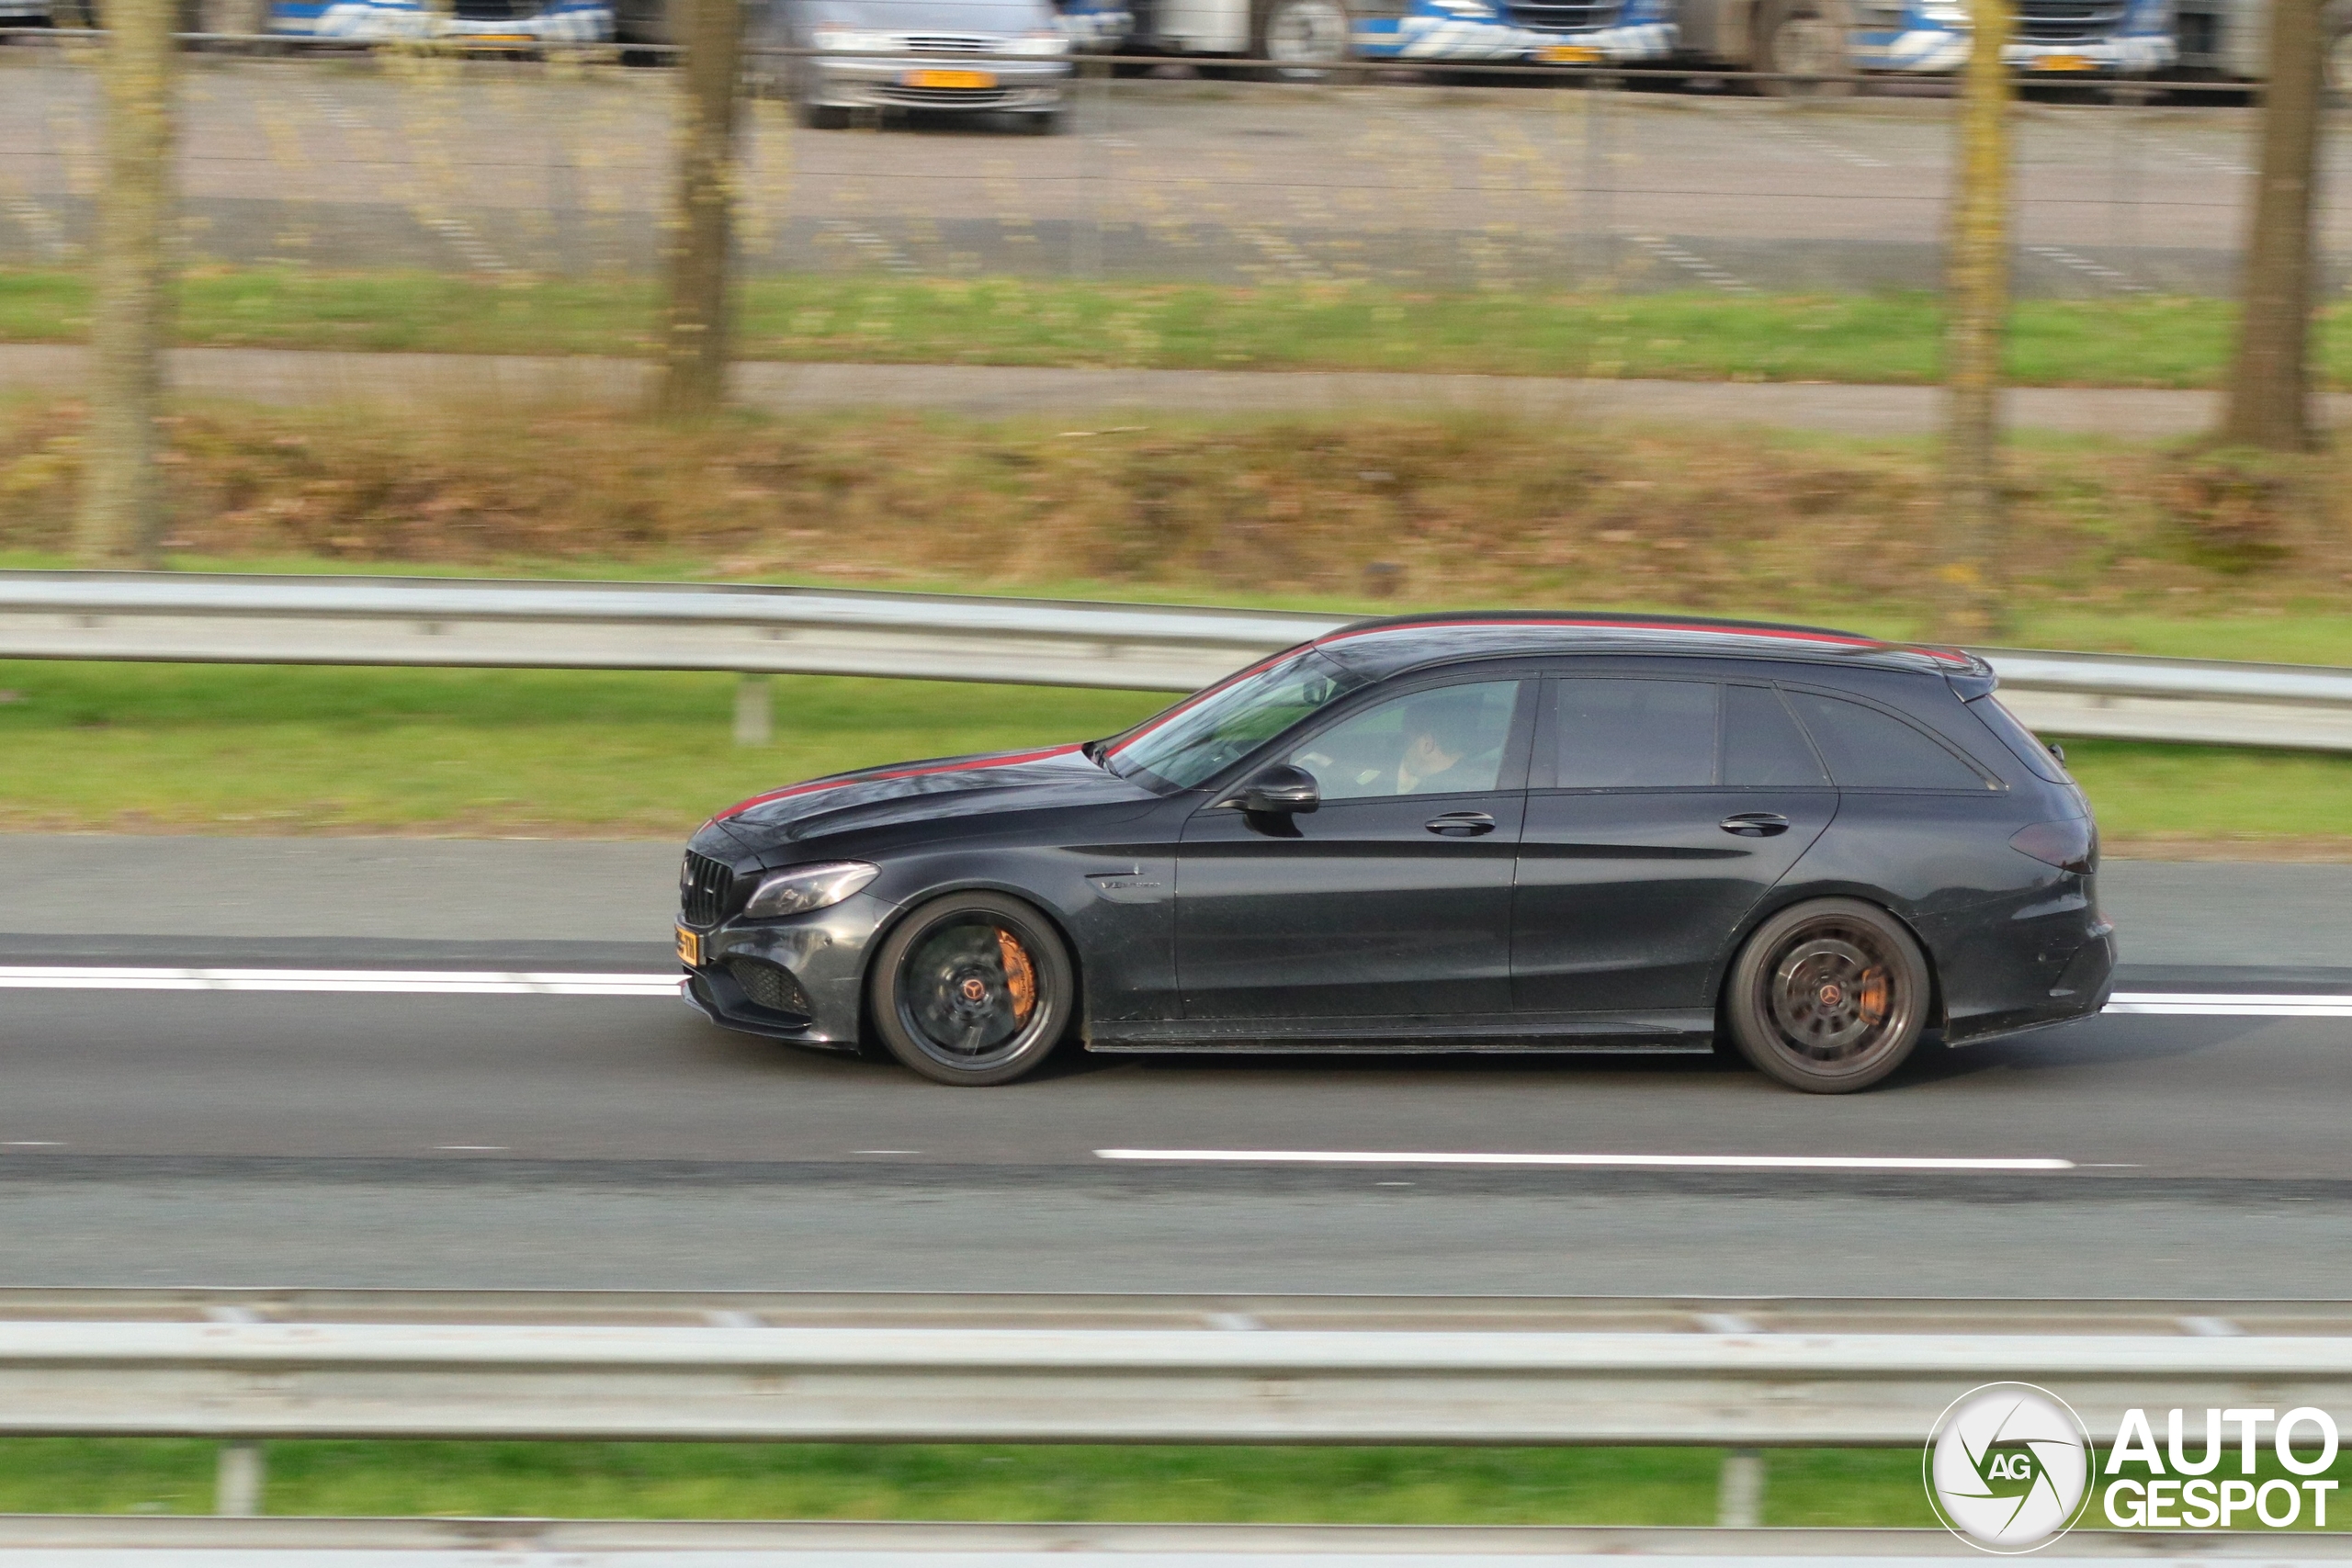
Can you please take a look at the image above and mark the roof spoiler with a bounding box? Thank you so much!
[1939,649,1999,701]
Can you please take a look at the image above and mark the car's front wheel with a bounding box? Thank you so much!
[869,892,1073,1085]
[1722,897,1928,1092]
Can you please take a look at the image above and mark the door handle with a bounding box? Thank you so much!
[1425,812,1496,837]
[1720,812,1791,838]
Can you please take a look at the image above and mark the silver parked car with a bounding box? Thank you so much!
[757,0,1072,131]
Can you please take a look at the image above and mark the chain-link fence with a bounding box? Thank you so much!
[3,41,2337,314]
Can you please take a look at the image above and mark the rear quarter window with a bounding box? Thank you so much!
[1783,690,1997,791]
[1966,694,2075,784]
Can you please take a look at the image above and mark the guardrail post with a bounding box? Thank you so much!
[1716,1448,1763,1528]
[733,672,772,747]
[215,1439,264,1516]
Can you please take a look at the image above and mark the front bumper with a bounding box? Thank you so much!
[2002,34,2175,73]
[678,893,890,1049]
[808,55,1070,111]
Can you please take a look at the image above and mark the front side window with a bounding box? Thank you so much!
[1102,649,1368,790]
[1289,681,1521,801]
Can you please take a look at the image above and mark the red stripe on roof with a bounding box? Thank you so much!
[713,744,1082,822]
[1317,617,1971,664]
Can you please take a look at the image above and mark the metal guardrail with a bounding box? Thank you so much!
[0,1290,2345,1446]
[2,1291,2342,1522]
[1,570,2347,751]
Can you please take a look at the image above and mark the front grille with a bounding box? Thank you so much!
[901,32,994,52]
[451,0,526,17]
[2015,0,2123,39]
[729,958,813,1017]
[680,851,734,929]
[876,85,1016,106]
[1501,0,1623,30]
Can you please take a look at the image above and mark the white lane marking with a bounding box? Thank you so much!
[0,973,2338,1018]
[1097,1150,2076,1171]
[2107,992,2352,1018]
[2024,243,2153,295]
[0,967,682,998]
[1627,232,1757,295]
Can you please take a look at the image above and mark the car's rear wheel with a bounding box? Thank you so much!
[869,892,1072,1085]
[1723,897,1928,1092]
[1254,0,1351,80]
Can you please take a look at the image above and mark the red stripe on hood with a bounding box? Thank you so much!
[713,745,1082,823]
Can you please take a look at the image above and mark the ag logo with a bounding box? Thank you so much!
[1925,1383,2093,1552]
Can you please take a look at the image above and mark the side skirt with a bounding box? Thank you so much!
[1084,1010,1716,1055]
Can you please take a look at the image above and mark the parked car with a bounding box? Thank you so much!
[676,613,2113,1093]
[753,0,1073,130]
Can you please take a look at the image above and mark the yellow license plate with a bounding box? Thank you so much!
[1539,43,1602,62]
[2036,53,2093,70]
[676,925,704,967]
[904,67,997,88]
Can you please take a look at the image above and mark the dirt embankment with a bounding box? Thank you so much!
[4,400,2347,618]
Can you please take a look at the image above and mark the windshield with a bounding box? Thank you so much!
[1102,649,1368,789]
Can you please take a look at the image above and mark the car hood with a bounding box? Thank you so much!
[697,744,1160,854]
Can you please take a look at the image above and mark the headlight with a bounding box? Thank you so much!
[742,861,880,918]
[1915,0,1966,20]
[1005,28,1071,52]
[810,28,896,52]
[1429,0,1496,16]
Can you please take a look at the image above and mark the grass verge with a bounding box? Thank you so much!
[3,1439,2347,1528]
[7,269,2351,388]
[2,660,2349,849]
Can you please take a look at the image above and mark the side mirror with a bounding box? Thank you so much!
[1239,763,1320,816]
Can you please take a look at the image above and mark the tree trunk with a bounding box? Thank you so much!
[1935,0,2013,646]
[652,0,744,421]
[2221,0,2324,451]
[74,0,177,568]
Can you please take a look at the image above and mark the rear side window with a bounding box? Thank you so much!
[1784,691,1996,791]
[1723,684,1829,786]
[1554,679,1718,787]
[1967,695,2074,784]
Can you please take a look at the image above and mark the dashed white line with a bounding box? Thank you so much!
[1097,1150,2076,1171]
[1628,232,1756,295]
[2025,243,2153,295]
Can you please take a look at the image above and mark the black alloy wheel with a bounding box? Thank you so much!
[869,891,1074,1085]
[1723,897,1929,1092]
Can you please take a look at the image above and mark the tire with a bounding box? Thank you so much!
[1722,897,1929,1093]
[1751,0,1854,97]
[1253,0,1351,80]
[868,891,1074,1086]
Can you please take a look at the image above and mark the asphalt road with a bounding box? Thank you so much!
[3,53,2334,294]
[0,836,2346,1297]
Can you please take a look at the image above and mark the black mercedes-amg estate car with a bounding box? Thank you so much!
[678,613,2113,1092]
